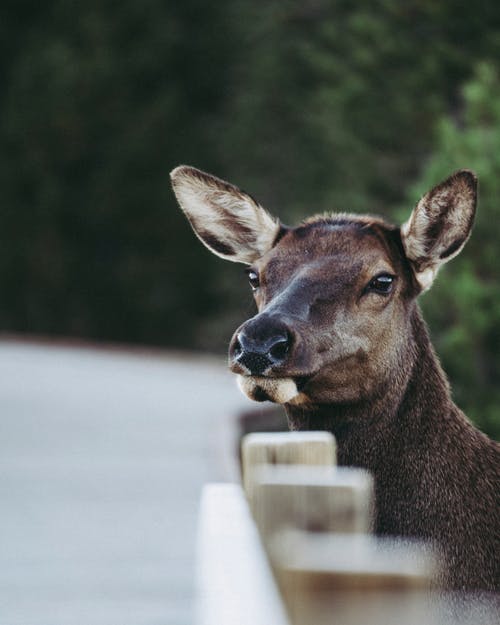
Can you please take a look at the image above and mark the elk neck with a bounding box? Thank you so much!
[284,305,454,472]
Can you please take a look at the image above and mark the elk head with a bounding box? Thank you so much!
[170,166,477,407]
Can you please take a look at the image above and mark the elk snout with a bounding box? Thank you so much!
[229,316,293,376]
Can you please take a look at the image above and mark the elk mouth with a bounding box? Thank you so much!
[236,373,312,405]
[252,386,273,402]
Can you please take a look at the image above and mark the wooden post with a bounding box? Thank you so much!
[241,431,336,508]
[269,529,437,625]
[252,465,374,539]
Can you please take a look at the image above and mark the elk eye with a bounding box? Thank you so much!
[367,273,394,295]
[246,269,260,290]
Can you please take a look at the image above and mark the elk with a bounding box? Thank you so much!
[170,165,499,593]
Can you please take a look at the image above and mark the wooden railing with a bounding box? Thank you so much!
[196,431,497,625]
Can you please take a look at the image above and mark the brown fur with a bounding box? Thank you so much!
[171,166,499,593]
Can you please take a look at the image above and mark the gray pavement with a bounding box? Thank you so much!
[0,341,251,625]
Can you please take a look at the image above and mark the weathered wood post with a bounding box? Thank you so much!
[269,530,437,625]
[251,464,374,538]
[241,431,336,511]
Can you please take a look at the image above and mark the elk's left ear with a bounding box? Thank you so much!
[170,165,281,264]
[400,170,477,291]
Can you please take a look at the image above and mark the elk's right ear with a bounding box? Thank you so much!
[170,165,281,264]
[400,170,477,291]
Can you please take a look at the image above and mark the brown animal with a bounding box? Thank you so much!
[170,165,499,592]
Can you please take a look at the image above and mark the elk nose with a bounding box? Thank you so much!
[230,322,292,375]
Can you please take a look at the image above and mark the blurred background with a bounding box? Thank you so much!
[1,0,499,439]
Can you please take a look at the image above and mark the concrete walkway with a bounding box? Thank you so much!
[0,341,251,625]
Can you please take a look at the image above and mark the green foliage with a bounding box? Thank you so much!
[404,62,500,438]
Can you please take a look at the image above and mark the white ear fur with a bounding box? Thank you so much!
[401,170,477,291]
[170,165,280,264]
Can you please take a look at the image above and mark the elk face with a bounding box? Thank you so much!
[171,166,476,406]
[229,219,416,406]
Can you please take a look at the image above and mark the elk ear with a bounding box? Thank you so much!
[170,165,281,264]
[400,170,477,291]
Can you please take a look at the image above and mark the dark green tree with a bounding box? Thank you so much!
[0,0,240,346]
[221,0,500,219]
[403,62,500,439]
